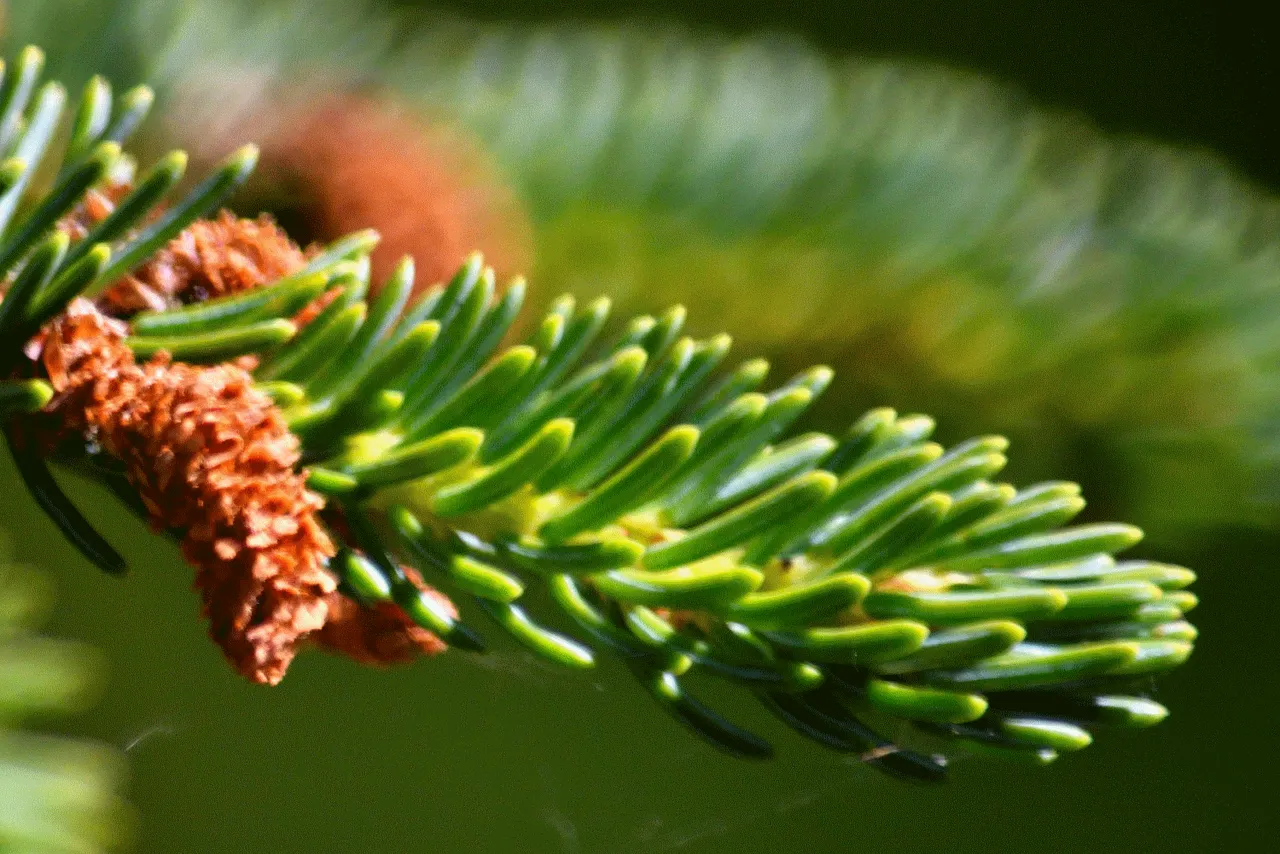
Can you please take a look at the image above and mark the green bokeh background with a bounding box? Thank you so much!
[3,2,1276,852]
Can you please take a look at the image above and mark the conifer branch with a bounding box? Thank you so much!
[0,49,1196,783]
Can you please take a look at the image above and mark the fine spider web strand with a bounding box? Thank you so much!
[538,765,584,854]
[631,770,846,854]
[120,721,179,753]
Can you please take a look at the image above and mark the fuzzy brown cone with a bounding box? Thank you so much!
[37,303,336,684]
[115,210,311,309]
[316,565,452,666]
[59,180,315,316]
[32,290,449,683]
[199,90,532,291]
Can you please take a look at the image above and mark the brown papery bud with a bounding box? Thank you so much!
[103,211,310,316]
[314,565,452,666]
[39,304,335,683]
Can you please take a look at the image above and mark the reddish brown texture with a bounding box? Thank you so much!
[291,284,344,328]
[255,93,531,290]
[32,298,455,680]
[58,177,313,318]
[57,179,164,315]
[104,210,311,316]
[314,565,452,665]
[57,181,133,242]
[38,303,335,684]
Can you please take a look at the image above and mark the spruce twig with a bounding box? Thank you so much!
[0,47,1196,780]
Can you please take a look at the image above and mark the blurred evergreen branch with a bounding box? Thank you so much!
[9,0,1271,540]
[302,14,1280,541]
[0,46,1194,792]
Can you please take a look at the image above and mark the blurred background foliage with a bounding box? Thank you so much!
[0,544,130,852]
[13,0,1280,541]
[1,1,1274,852]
